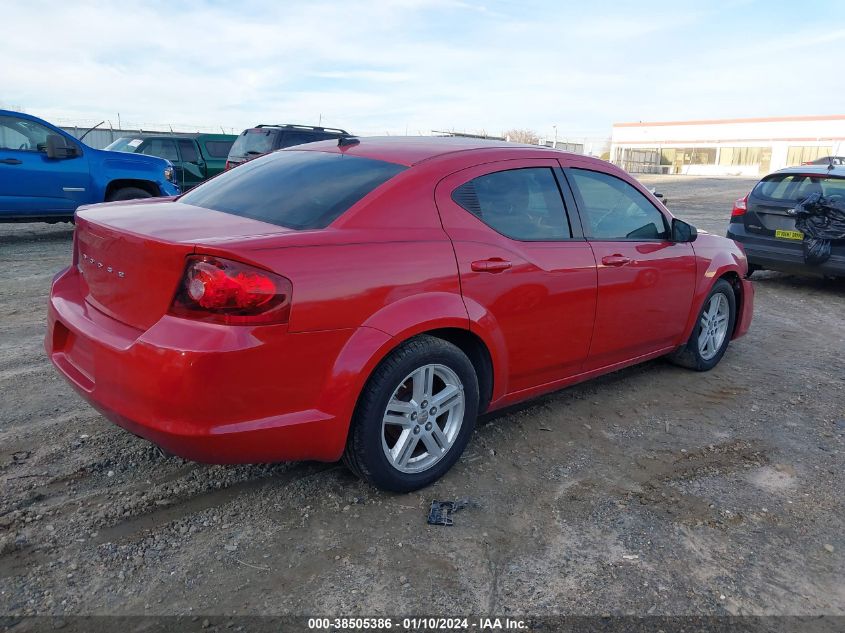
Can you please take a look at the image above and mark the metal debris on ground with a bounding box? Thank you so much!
[427,499,470,526]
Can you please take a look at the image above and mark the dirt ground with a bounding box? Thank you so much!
[0,176,843,619]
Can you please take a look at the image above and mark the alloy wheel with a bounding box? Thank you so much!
[698,292,730,361]
[381,363,465,474]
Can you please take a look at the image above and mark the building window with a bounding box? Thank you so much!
[615,147,659,173]
[683,148,717,165]
[718,147,768,166]
[786,146,833,166]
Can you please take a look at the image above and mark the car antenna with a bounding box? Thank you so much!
[78,121,105,142]
[338,136,359,148]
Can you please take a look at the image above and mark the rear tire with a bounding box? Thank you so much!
[107,187,153,202]
[668,279,736,371]
[343,335,479,492]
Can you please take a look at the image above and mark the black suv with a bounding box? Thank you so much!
[225,124,350,169]
[727,165,845,278]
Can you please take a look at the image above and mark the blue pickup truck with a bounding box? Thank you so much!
[0,110,181,223]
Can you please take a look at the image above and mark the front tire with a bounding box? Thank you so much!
[343,335,479,492]
[107,187,153,202]
[668,279,736,371]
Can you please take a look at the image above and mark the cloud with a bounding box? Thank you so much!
[1,0,843,138]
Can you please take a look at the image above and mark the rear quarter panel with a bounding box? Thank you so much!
[193,171,469,431]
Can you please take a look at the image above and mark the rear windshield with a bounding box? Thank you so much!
[180,150,406,230]
[229,129,279,157]
[752,174,845,203]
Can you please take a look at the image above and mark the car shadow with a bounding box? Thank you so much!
[750,270,845,294]
[478,359,662,426]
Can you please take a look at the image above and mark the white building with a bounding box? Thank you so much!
[610,115,845,175]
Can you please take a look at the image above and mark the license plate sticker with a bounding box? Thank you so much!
[775,229,803,240]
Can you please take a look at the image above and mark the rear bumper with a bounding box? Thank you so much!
[727,224,845,277]
[45,267,361,464]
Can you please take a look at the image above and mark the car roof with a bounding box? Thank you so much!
[289,135,576,167]
[768,165,845,177]
[195,133,237,140]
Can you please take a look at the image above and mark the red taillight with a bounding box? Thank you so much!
[731,194,748,217]
[224,160,231,170]
[169,256,292,325]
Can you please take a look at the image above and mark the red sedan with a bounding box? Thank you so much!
[46,138,753,492]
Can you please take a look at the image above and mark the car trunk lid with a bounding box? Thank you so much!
[74,200,294,330]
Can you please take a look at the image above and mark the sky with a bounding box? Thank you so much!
[1,0,844,139]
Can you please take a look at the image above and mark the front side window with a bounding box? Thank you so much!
[568,169,668,240]
[0,115,53,152]
[451,168,571,240]
[180,150,406,230]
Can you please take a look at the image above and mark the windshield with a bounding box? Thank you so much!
[105,137,144,153]
[180,150,406,230]
[229,129,279,157]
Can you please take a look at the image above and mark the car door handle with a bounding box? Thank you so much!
[0,158,22,165]
[601,254,632,267]
[471,258,512,273]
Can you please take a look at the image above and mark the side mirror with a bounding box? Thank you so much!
[46,134,79,159]
[672,218,697,243]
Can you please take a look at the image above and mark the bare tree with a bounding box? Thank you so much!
[504,128,540,145]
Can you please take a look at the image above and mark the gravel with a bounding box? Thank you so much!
[0,175,842,616]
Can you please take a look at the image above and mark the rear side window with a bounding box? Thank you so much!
[177,140,199,162]
[567,168,668,240]
[229,129,278,157]
[204,140,234,158]
[180,150,406,230]
[452,168,571,240]
[140,139,179,162]
[753,174,845,202]
[279,132,330,148]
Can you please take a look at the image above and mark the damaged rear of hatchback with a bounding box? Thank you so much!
[727,166,845,278]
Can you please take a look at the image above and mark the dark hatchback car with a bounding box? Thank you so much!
[727,166,845,278]
[225,124,350,169]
